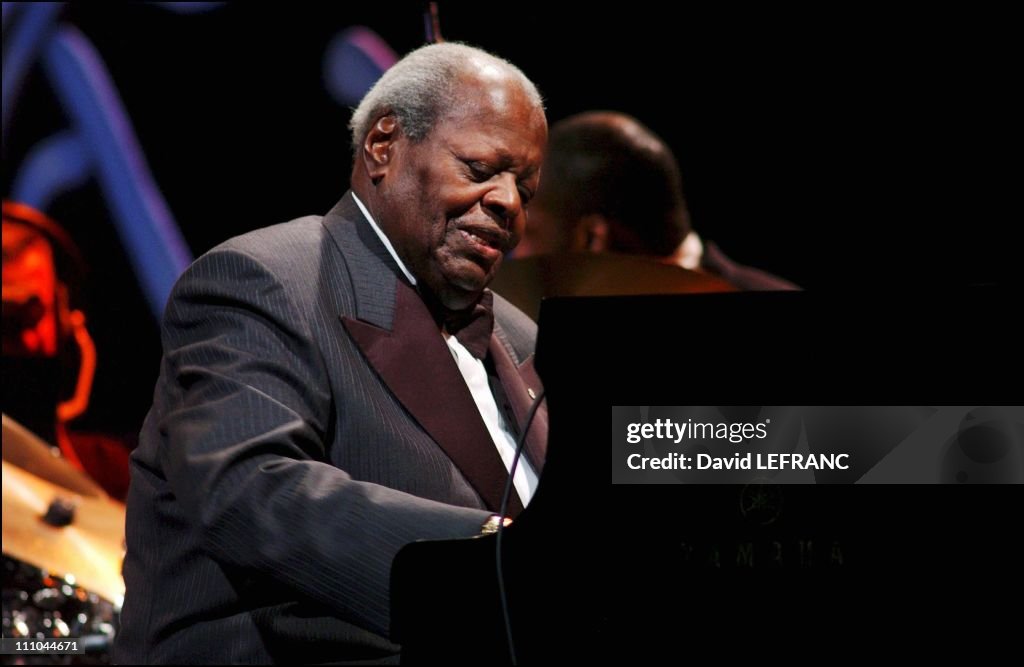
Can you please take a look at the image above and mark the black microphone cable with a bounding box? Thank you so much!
[495,388,545,666]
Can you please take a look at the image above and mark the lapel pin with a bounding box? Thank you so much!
[528,388,536,400]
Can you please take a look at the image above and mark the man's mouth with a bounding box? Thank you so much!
[455,224,507,260]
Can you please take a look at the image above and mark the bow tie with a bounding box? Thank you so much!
[443,290,494,360]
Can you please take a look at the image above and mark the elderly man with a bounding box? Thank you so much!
[516,111,797,290]
[116,43,548,664]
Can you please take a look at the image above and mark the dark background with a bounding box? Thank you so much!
[2,3,1017,437]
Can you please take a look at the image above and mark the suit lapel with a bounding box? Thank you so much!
[325,192,523,515]
[489,336,548,476]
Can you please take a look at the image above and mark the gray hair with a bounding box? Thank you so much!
[348,42,543,156]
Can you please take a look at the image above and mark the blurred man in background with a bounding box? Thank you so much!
[2,200,129,499]
[516,111,798,290]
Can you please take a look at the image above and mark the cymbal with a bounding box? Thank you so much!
[491,252,738,321]
[2,459,125,604]
[2,413,106,497]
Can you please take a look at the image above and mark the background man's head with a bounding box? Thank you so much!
[2,202,95,438]
[349,43,547,313]
[517,111,691,258]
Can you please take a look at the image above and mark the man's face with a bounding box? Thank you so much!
[2,221,59,356]
[374,71,547,312]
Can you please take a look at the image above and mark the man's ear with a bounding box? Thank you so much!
[361,114,399,184]
[572,214,610,252]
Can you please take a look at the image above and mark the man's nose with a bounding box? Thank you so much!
[482,173,522,227]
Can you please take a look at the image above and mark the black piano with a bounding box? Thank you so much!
[392,289,1021,662]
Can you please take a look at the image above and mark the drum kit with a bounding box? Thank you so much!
[2,414,124,663]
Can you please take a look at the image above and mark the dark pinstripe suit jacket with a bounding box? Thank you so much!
[115,192,547,664]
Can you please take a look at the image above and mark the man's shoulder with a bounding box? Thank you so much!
[163,215,355,337]
[170,215,345,309]
[213,215,328,268]
[701,240,800,291]
[492,291,538,361]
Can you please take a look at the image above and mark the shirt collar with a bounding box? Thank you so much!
[351,192,417,286]
[669,231,704,270]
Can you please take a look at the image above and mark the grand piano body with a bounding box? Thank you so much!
[392,289,1020,662]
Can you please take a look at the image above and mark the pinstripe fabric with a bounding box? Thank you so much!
[115,193,543,664]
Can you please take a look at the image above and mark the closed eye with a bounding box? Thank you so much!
[464,160,496,182]
[460,157,534,204]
